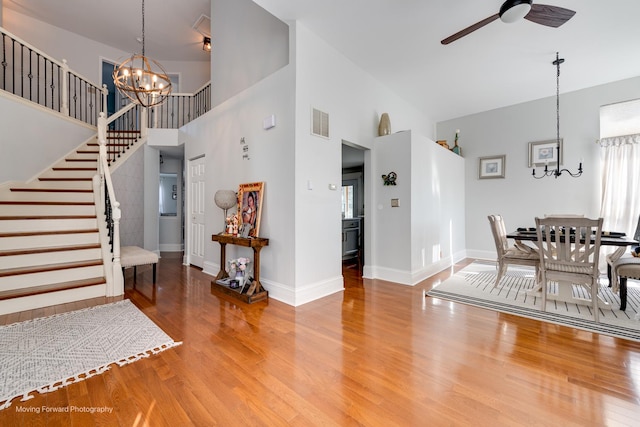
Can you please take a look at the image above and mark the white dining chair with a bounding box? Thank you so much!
[535,216,603,322]
[488,215,540,287]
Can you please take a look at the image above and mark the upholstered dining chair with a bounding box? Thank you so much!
[607,215,640,310]
[535,216,603,322]
[606,215,640,285]
[487,215,539,287]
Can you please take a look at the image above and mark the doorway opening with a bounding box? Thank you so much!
[341,142,366,284]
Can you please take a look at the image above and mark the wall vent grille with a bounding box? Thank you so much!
[312,108,329,138]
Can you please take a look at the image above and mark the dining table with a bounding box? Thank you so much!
[506,229,639,309]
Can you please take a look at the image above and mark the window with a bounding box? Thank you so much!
[599,99,640,235]
[342,184,354,219]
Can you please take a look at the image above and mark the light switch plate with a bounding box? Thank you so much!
[263,114,276,130]
[391,198,399,207]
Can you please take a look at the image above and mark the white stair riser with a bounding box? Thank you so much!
[1,192,94,203]
[0,218,97,233]
[0,264,104,289]
[8,181,93,190]
[0,233,99,250]
[39,170,97,179]
[61,157,98,164]
[0,248,102,269]
[0,284,106,316]
[55,161,98,169]
[0,204,96,216]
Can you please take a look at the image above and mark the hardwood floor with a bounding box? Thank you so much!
[1,254,640,426]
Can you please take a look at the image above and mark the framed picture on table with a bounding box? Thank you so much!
[478,155,506,179]
[529,139,562,167]
[237,182,265,238]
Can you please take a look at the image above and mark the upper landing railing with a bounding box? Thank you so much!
[0,27,106,126]
[0,26,211,130]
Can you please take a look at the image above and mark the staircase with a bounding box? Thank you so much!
[0,129,140,315]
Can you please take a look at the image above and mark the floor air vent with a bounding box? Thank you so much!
[312,108,329,138]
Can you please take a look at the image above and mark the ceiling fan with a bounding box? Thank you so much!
[441,0,576,45]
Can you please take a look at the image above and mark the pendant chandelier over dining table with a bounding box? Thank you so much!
[113,0,172,107]
[532,52,583,179]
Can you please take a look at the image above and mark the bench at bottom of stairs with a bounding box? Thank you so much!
[120,246,158,284]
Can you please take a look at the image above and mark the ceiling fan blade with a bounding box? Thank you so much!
[441,14,499,45]
[524,4,576,28]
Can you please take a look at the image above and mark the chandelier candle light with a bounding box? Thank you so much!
[532,52,583,179]
[113,0,172,107]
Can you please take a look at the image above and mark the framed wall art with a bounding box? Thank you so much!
[478,155,506,179]
[237,182,265,238]
[529,139,562,168]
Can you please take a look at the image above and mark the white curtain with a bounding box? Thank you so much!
[599,134,640,235]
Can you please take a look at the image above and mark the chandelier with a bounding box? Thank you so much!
[113,0,172,107]
[532,52,583,179]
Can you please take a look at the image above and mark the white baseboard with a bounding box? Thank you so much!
[261,275,344,307]
[202,260,219,278]
[159,243,183,252]
[363,249,469,286]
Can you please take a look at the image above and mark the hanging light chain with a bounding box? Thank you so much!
[141,0,146,57]
[532,51,582,179]
[556,51,561,149]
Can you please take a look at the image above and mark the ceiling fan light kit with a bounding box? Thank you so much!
[499,0,532,23]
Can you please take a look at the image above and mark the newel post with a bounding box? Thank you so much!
[101,84,108,117]
[141,106,148,138]
[111,201,124,296]
[97,112,107,189]
[61,59,69,116]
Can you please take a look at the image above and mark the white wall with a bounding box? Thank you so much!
[111,147,145,247]
[0,93,95,185]
[143,145,160,254]
[3,9,209,92]
[437,76,640,259]
[211,0,289,106]
[292,23,437,304]
[181,65,296,301]
[159,156,183,252]
[369,131,465,285]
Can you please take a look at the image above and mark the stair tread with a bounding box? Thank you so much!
[0,215,96,220]
[0,229,99,238]
[0,259,103,278]
[0,201,94,205]
[0,243,101,257]
[0,277,106,301]
[52,167,97,171]
[39,178,93,181]
[10,188,93,193]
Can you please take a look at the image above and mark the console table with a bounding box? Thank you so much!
[211,234,269,303]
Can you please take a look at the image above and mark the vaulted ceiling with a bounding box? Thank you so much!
[5,0,640,122]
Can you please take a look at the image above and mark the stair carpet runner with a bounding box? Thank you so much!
[0,130,140,309]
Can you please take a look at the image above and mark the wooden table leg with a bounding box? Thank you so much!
[253,246,263,292]
[215,242,228,281]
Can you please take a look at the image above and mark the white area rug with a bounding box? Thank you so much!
[0,299,181,410]
[427,261,640,341]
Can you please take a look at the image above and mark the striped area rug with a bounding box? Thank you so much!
[427,261,640,341]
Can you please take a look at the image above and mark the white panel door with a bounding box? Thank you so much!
[188,156,206,268]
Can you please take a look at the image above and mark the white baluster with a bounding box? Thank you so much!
[61,59,69,116]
